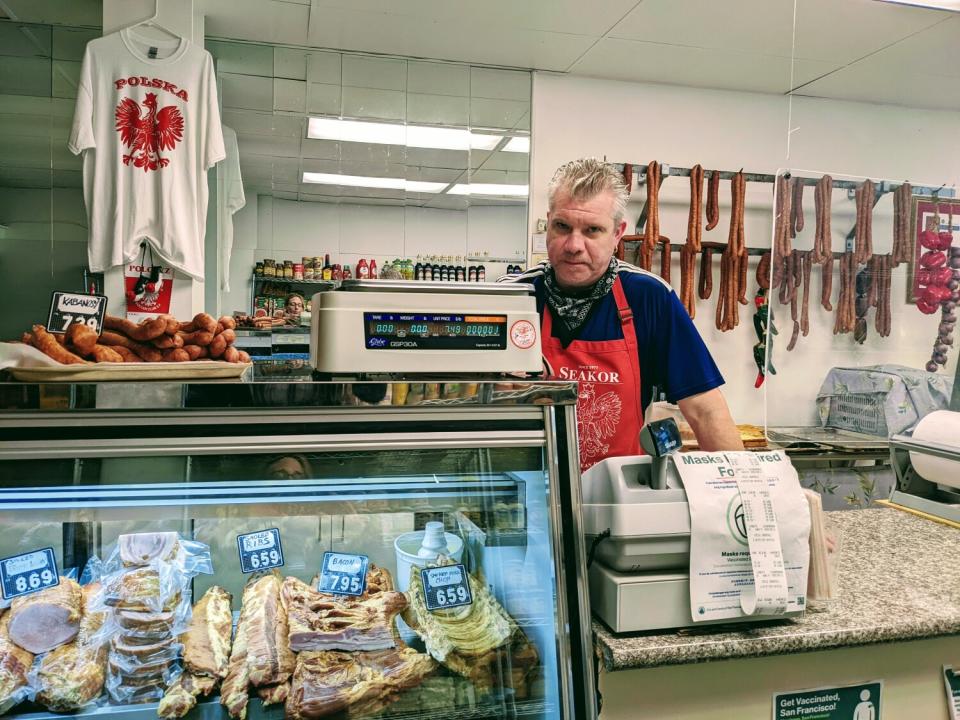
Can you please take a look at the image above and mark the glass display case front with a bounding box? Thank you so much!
[0,381,591,720]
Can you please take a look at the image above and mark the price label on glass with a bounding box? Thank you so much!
[421,564,473,611]
[236,529,284,573]
[317,552,368,596]
[46,291,107,335]
[0,547,59,601]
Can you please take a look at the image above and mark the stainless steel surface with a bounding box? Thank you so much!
[0,379,578,413]
[888,490,960,523]
[889,435,960,462]
[0,477,524,523]
[561,404,598,720]
[0,430,545,460]
[767,426,890,450]
[339,279,534,295]
[543,408,575,720]
[4,406,547,428]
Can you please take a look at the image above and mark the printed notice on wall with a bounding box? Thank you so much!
[773,681,882,720]
[676,450,810,622]
[945,666,960,720]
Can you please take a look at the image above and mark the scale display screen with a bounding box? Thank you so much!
[363,312,507,350]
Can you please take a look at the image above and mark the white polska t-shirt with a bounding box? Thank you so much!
[69,28,225,280]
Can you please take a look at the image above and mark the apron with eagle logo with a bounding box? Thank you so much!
[541,276,645,472]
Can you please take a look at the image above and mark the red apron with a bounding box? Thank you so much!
[542,276,644,472]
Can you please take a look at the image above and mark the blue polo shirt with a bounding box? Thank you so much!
[504,261,724,411]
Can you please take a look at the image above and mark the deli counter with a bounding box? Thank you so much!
[0,379,595,720]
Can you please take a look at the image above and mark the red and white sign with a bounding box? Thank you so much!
[124,262,174,322]
[510,320,537,349]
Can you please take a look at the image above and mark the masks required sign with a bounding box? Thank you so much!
[774,682,882,720]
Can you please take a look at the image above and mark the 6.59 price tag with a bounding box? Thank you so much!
[236,529,284,573]
[422,564,473,611]
[318,552,368,596]
[0,548,59,601]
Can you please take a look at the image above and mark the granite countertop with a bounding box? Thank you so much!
[594,507,960,671]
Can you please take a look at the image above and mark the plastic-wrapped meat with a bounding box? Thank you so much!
[120,532,180,567]
[34,583,108,712]
[0,612,32,714]
[7,577,82,654]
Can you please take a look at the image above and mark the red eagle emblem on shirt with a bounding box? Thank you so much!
[115,92,184,171]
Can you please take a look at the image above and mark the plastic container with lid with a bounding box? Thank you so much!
[393,522,464,592]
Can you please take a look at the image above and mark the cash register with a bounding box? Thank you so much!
[582,419,804,632]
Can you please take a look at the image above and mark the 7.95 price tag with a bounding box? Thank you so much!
[0,548,59,601]
[46,291,107,335]
[421,564,473,611]
[236,529,284,573]
[318,552,368,596]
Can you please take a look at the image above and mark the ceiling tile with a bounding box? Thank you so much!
[794,60,960,111]
[569,37,838,94]
[342,55,407,91]
[791,0,950,65]
[274,47,307,81]
[406,92,470,126]
[220,73,273,111]
[207,40,274,77]
[609,0,795,57]
[341,86,406,121]
[608,0,948,65]
[407,61,469,97]
[311,0,640,37]
[304,6,596,72]
[846,15,960,79]
[204,0,311,46]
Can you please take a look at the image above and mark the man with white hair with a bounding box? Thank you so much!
[506,158,742,471]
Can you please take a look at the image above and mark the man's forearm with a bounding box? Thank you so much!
[678,388,744,451]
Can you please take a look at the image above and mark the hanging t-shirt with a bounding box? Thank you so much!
[219,125,245,292]
[68,28,226,280]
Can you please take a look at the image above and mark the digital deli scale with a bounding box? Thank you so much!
[582,420,803,633]
[311,280,542,376]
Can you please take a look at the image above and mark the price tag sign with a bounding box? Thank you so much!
[236,528,284,573]
[318,552,368,596]
[421,564,473,611]
[46,291,107,335]
[0,548,59,601]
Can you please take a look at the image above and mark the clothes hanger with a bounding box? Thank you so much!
[126,0,183,41]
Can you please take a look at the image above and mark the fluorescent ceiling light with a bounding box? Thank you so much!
[503,136,530,153]
[447,183,529,197]
[875,0,960,9]
[302,172,446,193]
[307,117,506,151]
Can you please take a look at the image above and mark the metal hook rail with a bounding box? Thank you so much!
[619,161,955,247]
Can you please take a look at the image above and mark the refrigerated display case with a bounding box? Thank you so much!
[0,380,594,720]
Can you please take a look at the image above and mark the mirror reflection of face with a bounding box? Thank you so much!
[266,456,307,479]
[285,296,304,314]
[546,189,626,290]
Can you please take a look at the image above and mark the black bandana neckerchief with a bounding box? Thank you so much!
[543,258,618,348]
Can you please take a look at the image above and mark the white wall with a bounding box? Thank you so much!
[531,72,960,426]
[220,197,526,313]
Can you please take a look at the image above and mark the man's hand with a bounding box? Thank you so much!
[677,388,744,451]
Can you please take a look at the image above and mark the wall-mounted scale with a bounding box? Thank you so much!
[310,280,542,377]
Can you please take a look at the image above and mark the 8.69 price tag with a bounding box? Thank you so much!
[421,564,473,611]
[0,548,59,601]
[46,291,107,335]
[318,552,368,596]
[236,529,284,573]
